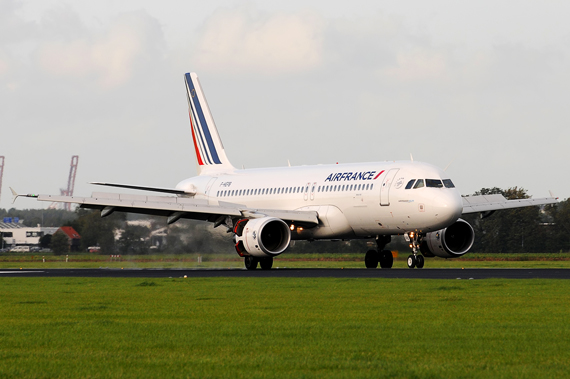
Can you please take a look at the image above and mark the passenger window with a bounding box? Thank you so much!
[443,179,455,188]
[370,184,373,190]
[358,184,361,190]
[405,180,415,189]
[413,179,425,189]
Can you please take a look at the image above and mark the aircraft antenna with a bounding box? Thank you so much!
[410,154,414,162]
[0,156,4,203]
[444,155,458,172]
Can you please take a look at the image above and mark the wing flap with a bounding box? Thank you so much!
[462,195,558,214]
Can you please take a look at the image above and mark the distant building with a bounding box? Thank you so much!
[56,226,81,252]
[0,221,58,249]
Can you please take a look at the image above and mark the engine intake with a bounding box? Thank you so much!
[420,219,475,258]
[234,217,291,257]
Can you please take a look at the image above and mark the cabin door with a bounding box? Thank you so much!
[380,169,399,206]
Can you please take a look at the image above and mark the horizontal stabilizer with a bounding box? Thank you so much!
[90,182,195,195]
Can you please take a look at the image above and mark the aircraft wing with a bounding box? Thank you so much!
[22,191,319,225]
[462,194,558,215]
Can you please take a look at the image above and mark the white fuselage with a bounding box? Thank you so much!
[175,161,463,240]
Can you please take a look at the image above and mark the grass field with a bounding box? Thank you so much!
[1,252,570,269]
[0,277,569,378]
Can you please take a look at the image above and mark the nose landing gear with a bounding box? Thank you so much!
[405,232,425,269]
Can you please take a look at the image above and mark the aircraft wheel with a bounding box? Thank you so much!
[260,257,273,270]
[379,250,393,269]
[244,256,259,270]
[365,250,379,268]
[416,255,425,269]
[407,255,417,269]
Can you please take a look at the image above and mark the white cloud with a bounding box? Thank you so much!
[194,7,325,74]
[36,11,164,88]
[381,48,448,82]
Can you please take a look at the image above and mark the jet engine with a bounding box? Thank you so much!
[233,217,291,257]
[420,219,475,258]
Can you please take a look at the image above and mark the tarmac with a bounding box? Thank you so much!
[1,268,570,279]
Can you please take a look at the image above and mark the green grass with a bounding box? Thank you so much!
[0,278,569,378]
[1,252,570,269]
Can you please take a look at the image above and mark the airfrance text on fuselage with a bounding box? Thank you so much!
[324,171,380,182]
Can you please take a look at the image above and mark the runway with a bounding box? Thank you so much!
[1,268,570,279]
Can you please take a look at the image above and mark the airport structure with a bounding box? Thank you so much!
[0,219,59,250]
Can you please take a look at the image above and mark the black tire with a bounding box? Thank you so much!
[379,250,394,269]
[407,254,416,269]
[365,250,379,269]
[416,255,425,269]
[244,256,259,270]
[260,257,273,270]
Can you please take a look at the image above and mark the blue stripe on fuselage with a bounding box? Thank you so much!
[185,73,221,165]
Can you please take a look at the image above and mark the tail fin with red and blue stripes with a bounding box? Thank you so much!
[184,72,235,175]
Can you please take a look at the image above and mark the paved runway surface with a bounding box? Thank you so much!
[1,268,570,279]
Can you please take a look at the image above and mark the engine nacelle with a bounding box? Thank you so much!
[233,217,291,258]
[420,219,475,258]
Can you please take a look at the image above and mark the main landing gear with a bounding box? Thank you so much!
[244,256,273,270]
[364,235,393,269]
[406,232,424,269]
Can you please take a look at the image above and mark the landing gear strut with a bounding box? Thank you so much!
[406,232,425,269]
[364,235,393,269]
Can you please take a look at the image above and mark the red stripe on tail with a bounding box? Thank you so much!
[189,111,204,166]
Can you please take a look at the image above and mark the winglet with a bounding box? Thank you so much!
[10,187,38,203]
[549,190,559,200]
[184,72,235,175]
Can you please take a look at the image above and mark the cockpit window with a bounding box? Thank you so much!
[426,179,444,188]
[405,179,416,189]
[443,179,455,188]
[413,179,425,189]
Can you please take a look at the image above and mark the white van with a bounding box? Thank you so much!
[10,246,30,252]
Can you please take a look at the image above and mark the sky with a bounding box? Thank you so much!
[1,0,569,209]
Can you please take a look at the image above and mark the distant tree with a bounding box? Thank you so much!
[544,198,570,252]
[464,187,546,253]
[118,225,150,254]
[72,209,124,253]
[39,234,52,249]
[0,208,76,227]
[50,231,70,255]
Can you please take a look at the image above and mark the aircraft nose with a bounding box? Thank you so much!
[433,191,463,225]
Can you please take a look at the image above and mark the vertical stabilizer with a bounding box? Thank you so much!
[185,72,235,175]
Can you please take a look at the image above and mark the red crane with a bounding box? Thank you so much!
[0,156,4,204]
[49,155,79,211]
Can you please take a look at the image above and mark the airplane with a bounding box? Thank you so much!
[14,72,559,269]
